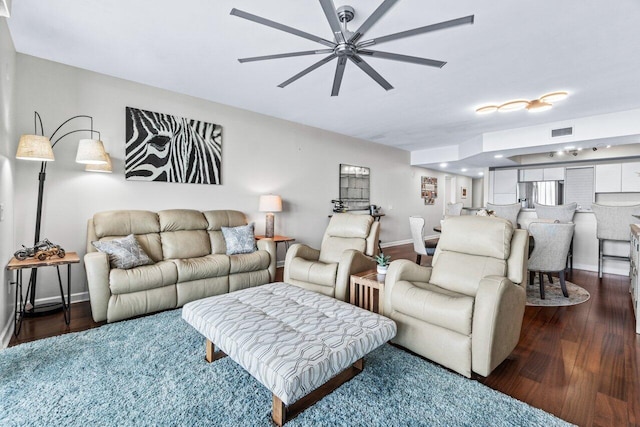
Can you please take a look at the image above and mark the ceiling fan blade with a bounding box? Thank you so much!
[331,57,348,96]
[239,49,334,63]
[230,8,336,48]
[358,15,474,48]
[278,53,338,88]
[349,0,398,44]
[319,0,346,43]
[348,55,393,91]
[358,50,446,68]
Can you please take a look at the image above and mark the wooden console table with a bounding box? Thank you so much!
[7,252,80,336]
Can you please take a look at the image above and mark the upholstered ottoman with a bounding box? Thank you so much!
[182,282,396,425]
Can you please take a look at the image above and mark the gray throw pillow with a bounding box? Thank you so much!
[92,234,154,269]
[221,223,256,255]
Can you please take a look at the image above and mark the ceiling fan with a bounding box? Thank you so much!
[230,0,474,96]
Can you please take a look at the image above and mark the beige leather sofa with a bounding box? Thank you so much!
[384,215,528,377]
[284,213,379,301]
[85,209,276,323]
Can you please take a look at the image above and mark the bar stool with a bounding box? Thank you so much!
[591,203,640,278]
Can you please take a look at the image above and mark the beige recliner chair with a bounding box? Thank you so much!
[384,215,528,377]
[284,213,380,301]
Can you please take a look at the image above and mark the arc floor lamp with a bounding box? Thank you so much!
[15,111,111,314]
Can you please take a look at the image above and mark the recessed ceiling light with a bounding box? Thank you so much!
[564,146,575,150]
[498,100,530,112]
[540,91,569,103]
[478,172,484,176]
[440,163,448,168]
[606,145,612,148]
[494,154,504,158]
[556,150,564,155]
[461,168,468,172]
[577,147,583,151]
[475,105,498,114]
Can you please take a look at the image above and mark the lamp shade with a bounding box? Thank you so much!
[85,152,113,173]
[76,139,108,164]
[16,135,55,161]
[259,194,282,212]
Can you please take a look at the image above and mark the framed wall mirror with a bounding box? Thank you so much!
[339,164,370,210]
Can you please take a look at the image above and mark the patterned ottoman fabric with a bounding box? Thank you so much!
[182,282,396,405]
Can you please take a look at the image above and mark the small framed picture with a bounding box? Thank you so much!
[461,187,467,199]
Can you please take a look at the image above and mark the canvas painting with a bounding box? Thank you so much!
[461,186,468,199]
[125,107,222,184]
[421,176,437,205]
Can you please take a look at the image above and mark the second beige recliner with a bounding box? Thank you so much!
[284,213,380,301]
[384,215,528,378]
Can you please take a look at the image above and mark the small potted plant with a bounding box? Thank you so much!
[375,253,391,275]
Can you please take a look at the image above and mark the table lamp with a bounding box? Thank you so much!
[259,194,282,238]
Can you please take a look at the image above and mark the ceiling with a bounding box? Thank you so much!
[7,0,640,173]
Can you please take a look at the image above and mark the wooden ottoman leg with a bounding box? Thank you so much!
[272,358,365,425]
[205,339,227,363]
[272,395,286,426]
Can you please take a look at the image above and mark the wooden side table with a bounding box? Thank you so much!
[350,269,385,314]
[6,252,80,336]
[255,235,295,253]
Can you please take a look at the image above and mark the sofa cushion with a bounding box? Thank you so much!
[229,250,270,274]
[431,252,507,297]
[161,230,211,260]
[437,216,513,261]
[109,261,178,294]
[288,257,338,288]
[222,223,256,255]
[204,210,248,254]
[319,237,366,264]
[93,210,160,238]
[158,209,208,232]
[391,280,474,336]
[173,255,230,283]
[92,234,154,269]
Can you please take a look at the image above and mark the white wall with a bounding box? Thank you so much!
[0,16,17,347]
[12,54,464,306]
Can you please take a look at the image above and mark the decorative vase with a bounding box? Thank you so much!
[377,265,388,275]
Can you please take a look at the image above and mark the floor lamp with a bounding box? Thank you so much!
[15,111,110,315]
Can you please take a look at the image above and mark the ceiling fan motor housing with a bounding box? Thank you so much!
[337,5,355,23]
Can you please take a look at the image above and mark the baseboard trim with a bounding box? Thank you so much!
[380,239,412,248]
[572,262,630,277]
[34,291,90,306]
[1,311,15,349]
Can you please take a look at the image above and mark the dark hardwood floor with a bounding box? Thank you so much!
[9,244,640,426]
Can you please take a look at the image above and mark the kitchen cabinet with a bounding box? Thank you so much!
[519,167,564,182]
[543,167,565,181]
[520,168,543,182]
[595,163,622,193]
[492,169,518,204]
[621,162,640,192]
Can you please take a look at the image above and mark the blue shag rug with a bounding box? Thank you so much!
[1,309,571,426]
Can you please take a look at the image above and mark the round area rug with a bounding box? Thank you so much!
[526,275,590,307]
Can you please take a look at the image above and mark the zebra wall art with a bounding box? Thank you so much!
[125,107,222,184]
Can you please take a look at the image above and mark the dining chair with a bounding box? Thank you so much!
[528,222,575,299]
[534,202,577,223]
[409,216,438,265]
[486,202,521,228]
[534,202,578,273]
[445,202,463,216]
[591,203,640,278]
